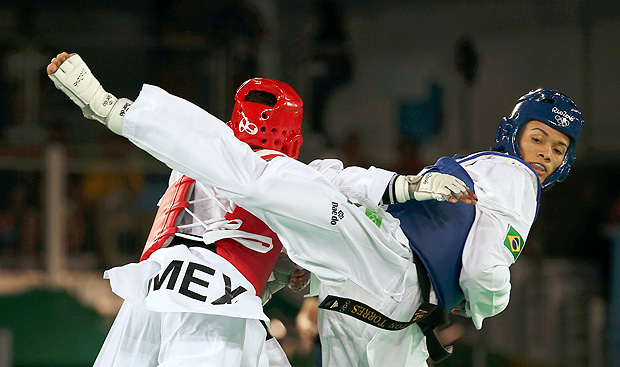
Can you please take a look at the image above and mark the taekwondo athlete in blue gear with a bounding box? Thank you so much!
[386,88,584,360]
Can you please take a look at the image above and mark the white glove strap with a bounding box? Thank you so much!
[411,172,469,202]
[106,98,132,135]
[395,175,421,203]
[86,85,117,122]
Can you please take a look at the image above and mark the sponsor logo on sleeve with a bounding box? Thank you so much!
[352,202,382,228]
[330,202,345,225]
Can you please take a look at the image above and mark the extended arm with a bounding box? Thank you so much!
[47,52,476,206]
[47,52,475,292]
[309,160,477,206]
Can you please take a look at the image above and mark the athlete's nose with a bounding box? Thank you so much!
[537,145,552,162]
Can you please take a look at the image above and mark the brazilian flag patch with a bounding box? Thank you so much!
[504,225,523,261]
[365,208,382,228]
[353,202,383,228]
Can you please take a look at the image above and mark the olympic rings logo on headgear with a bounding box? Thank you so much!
[554,115,571,127]
[238,116,258,135]
[552,106,574,127]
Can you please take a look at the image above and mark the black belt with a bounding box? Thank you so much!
[318,253,453,363]
[168,236,217,253]
[318,295,447,331]
[318,297,452,363]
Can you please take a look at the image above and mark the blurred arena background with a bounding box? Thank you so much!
[0,0,619,366]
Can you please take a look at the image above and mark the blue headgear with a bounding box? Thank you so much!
[493,88,584,188]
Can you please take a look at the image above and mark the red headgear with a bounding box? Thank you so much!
[227,78,303,159]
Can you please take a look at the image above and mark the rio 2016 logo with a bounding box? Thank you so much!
[239,116,258,135]
[552,106,575,127]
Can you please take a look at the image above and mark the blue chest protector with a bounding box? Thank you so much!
[387,156,476,310]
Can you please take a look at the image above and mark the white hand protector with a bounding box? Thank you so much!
[395,172,469,202]
[48,54,131,134]
[260,252,310,305]
[260,277,285,306]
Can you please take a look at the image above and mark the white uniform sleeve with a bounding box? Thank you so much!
[122,85,413,289]
[308,159,395,204]
[459,157,538,329]
[122,85,267,200]
[122,84,391,206]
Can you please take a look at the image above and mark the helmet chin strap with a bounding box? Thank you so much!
[541,181,556,192]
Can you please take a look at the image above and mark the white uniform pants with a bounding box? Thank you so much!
[94,302,288,367]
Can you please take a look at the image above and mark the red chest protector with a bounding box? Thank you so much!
[216,207,283,295]
[140,166,284,296]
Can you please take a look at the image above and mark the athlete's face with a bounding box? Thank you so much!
[518,120,570,182]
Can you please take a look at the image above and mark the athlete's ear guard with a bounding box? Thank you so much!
[282,135,303,159]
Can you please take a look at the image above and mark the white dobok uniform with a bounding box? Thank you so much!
[113,84,539,367]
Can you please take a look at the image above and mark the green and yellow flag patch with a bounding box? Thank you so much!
[504,225,523,261]
[352,202,383,228]
[365,208,382,228]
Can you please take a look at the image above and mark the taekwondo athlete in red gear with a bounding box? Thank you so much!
[93,77,307,367]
